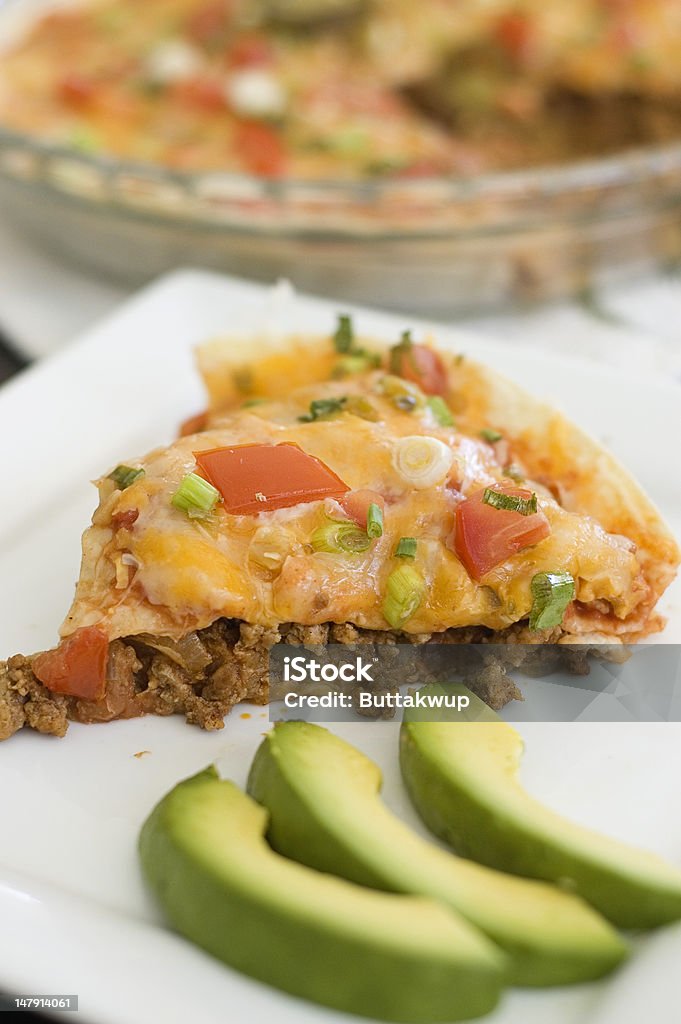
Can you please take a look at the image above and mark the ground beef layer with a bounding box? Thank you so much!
[0,618,591,741]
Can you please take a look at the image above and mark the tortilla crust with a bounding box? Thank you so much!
[197,330,680,628]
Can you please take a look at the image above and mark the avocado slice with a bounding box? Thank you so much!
[399,692,681,929]
[247,721,627,986]
[139,766,505,1022]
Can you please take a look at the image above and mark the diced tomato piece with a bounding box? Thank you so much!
[395,344,448,397]
[195,442,349,515]
[454,485,550,580]
[179,410,209,436]
[339,489,385,529]
[234,120,287,177]
[33,626,109,701]
[57,73,96,107]
[230,34,273,68]
[494,11,534,61]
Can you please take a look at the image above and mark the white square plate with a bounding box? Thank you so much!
[2,270,681,1024]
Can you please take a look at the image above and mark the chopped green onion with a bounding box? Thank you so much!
[383,565,425,628]
[242,398,267,408]
[366,502,384,539]
[331,315,381,369]
[332,353,381,377]
[529,571,575,631]
[483,488,537,516]
[380,375,425,411]
[345,395,380,422]
[393,435,453,489]
[299,397,347,422]
[333,314,354,354]
[389,330,415,375]
[171,473,220,520]
[395,537,417,559]
[311,521,372,554]
[109,465,145,490]
[427,396,455,427]
[480,428,503,443]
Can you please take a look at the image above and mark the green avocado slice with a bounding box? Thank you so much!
[399,691,681,930]
[247,721,627,986]
[139,767,505,1022]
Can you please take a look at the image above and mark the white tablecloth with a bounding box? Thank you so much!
[2,215,681,380]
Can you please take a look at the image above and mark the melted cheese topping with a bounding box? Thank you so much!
[62,373,644,642]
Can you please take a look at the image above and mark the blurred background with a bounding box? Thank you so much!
[2,0,681,375]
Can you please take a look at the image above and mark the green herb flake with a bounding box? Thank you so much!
[109,465,145,490]
[480,428,503,443]
[389,329,415,375]
[395,537,417,559]
[299,397,347,422]
[482,488,537,516]
[333,314,354,354]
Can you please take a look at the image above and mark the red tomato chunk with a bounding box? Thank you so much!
[195,442,349,515]
[339,489,386,529]
[33,626,109,701]
[454,485,550,580]
[395,343,448,396]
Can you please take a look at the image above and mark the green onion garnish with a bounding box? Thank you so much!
[171,473,220,520]
[331,315,381,370]
[109,465,145,490]
[395,537,417,559]
[383,565,425,628]
[345,395,380,422]
[311,521,372,554]
[366,502,384,539]
[427,396,455,427]
[380,374,425,411]
[333,314,354,354]
[480,428,503,443]
[483,488,537,516]
[529,571,575,631]
[389,330,415,375]
[299,397,347,422]
[332,353,381,378]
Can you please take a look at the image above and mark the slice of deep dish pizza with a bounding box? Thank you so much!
[1,320,678,740]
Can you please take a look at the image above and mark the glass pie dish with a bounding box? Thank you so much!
[3,0,681,316]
